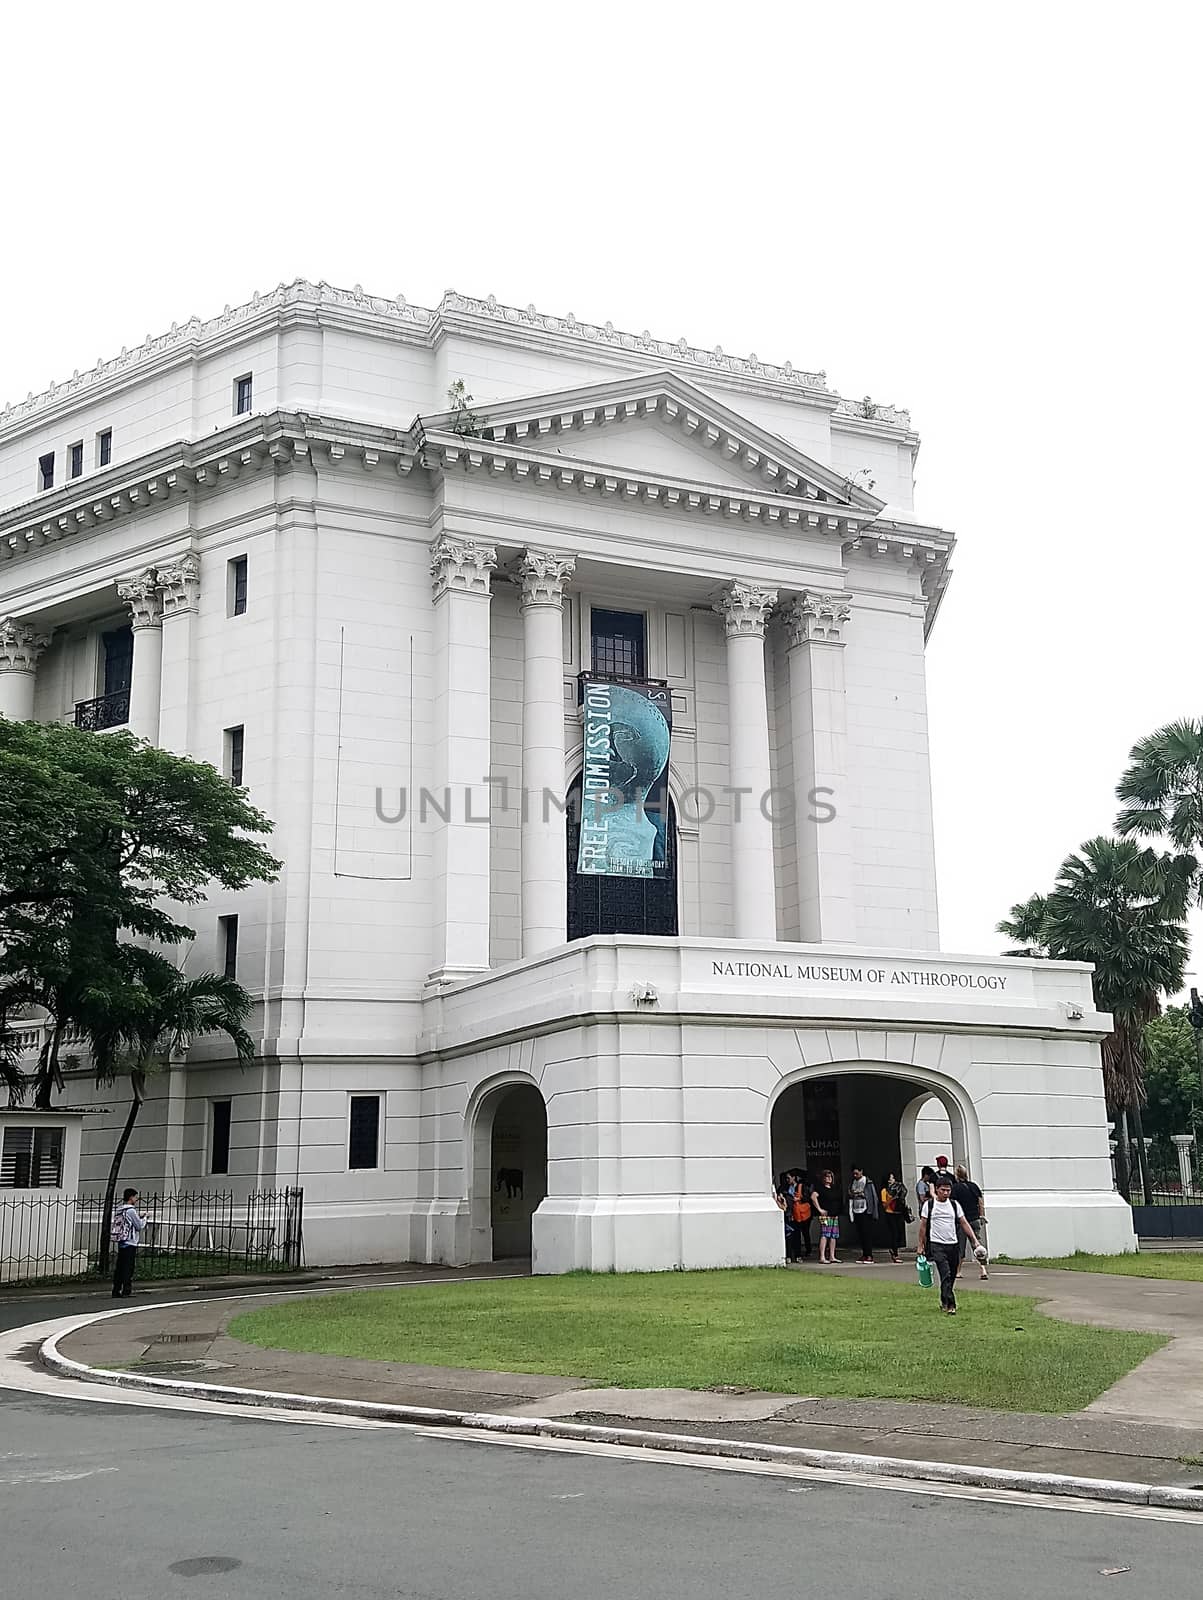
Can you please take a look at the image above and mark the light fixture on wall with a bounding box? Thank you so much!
[630,982,659,1007]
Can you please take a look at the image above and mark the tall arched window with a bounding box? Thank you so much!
[565,775,679,941]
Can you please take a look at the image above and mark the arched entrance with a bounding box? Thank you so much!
[769,1067,975,1250]
[468,1079,548,1262]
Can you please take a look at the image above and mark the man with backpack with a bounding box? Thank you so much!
[111,1188,145,1298]
[916,1171,982,1314]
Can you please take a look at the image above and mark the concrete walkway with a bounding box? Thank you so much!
[44,1258,1203,1490]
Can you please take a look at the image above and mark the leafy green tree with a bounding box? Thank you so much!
[1141,1006,1202,1150]
[999,837,1190,1200]
[92,949,255,1270]
[1116,718,1203,887]
[0,721,279,1105]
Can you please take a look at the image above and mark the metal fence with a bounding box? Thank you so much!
[0,1188,304,1285]
[1112,1137,1202,1206]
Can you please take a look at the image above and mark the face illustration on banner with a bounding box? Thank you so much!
[579,680,672,879]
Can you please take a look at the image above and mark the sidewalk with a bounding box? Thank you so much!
[49,1262,1203,1491]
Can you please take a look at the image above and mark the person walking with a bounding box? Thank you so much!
[847,1166,879,1263]
[110,1187,146,1298]
[880,1171,909,1264]
[952,1163,989,1279]
[914,1164,937,1214]
[917,1172,981,1314]
[812,1168,842,1263]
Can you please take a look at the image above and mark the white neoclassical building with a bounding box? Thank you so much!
[0,282,1134,1267]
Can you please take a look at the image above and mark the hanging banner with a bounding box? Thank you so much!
[577,678,672,879]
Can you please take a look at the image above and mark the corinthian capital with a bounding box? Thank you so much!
[430,534,497,600]
[713,580,777,638]
[784,589,852,647]
[517,548,576,609]
[158,552,201,617]
[117,568,163,630]
[0,616,51,673]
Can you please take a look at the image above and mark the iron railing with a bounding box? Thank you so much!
[74,690,130,731]
[1113,1136,1202,1205]
[0,1187,304,1285]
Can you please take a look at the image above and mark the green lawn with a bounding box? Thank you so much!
[229,1269,1163,1413]
[1011,1251,1203,1281]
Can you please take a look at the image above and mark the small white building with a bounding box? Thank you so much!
[0,1107,88,1280]
[0,282,1134,1268]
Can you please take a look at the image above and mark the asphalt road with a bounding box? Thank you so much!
[3,1369,1201,1600]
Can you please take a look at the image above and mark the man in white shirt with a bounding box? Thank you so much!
[916,1172,982,1314]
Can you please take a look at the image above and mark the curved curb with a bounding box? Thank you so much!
[38,1312,1203,1514]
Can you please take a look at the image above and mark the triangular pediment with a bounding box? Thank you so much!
[416,370,885,514]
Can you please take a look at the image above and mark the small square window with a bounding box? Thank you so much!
[38,452,55,491]
[1,1125,63,1188]
[590,608,646,680]
[70,441,84,479]
[97,429,112,467]
[234,374,253,416]
[218,914,239,981]
[210,1099,232,1175]
[348,1096,381,1170]
[224,725,245,787]
[228,556,248,617]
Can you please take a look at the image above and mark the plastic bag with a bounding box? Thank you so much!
[916,1253,933,1288]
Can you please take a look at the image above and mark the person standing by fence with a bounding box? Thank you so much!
[111,1188,145,1298]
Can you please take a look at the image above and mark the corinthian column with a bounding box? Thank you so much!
[117,569,164,742]
[0,617,50,720]
[784,591,856,943]
[429,534,497,982]
[156,553,200,754]
[713,580,778,940]
[518,549,575,956]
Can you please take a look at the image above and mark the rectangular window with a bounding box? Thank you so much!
[219,914,239,981]
[590,608,646,680]
[1,1125,64,1188]
[234,374,253,415]
[348,1096,381,1170]
[102,626,134,698]
[210,1100,232,1176]
[228,556,248,617]
[70,441,84,479]
[38,452,55,491]
[224,725,245,787]
[97,429,112,467]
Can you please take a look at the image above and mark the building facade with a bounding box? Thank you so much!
[0,282,1135,1266]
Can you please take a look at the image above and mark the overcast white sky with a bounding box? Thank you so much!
[3,4,1200,968]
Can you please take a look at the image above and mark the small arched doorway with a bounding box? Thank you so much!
[565,775,679,940]
[469,1080,548,1261]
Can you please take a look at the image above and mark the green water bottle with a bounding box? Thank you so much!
[916,1253,933,1288]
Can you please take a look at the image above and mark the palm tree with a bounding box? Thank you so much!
[999,837,1190,1201]
[95,948,254,1271]
[1116,718,1203,887]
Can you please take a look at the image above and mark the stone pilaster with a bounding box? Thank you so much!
[784,590,856,943]
[713,581,778,940]
[518,549,576,956]
[156,553,200,753]
[429,534,498,982]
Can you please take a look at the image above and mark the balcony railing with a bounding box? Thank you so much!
[74,690,130,731]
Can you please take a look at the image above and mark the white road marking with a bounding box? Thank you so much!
[0,1466,119,1485]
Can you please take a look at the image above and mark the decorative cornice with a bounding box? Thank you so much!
[833,396,912,429]
[713,581,778,639]
[430,534,497,601]
[783,590,852,647]
[0,616,51,673]
[0,280,895,445]
[158,553,201,616]
[116,568,163,630]
[517,549,576,609]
